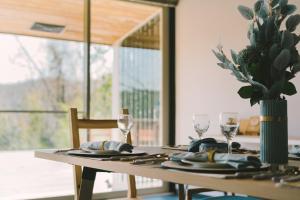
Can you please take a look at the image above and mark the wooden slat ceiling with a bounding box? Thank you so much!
[0,0,161,45]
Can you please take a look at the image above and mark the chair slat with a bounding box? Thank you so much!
[77,119,118,129]
[69,107,137,199]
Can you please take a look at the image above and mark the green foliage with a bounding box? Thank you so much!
[213,0,300,106]
[238,5,254,20]
[286,14,300,32]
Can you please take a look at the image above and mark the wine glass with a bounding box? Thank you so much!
[192,114,210,139]
[117,114,134,143]
[219,112,239,156]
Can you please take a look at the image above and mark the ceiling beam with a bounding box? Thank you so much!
[120,0,178,7]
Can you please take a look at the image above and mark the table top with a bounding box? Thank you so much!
[35,147,300,200]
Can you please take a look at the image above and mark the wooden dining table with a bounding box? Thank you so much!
[35,147,300,200]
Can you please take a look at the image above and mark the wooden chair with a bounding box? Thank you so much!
[69,108,137,200]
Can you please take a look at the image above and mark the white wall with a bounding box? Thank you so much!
[175,0,300,144]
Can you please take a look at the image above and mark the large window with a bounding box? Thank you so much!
[0,34,84,199]
[0,0,167,199]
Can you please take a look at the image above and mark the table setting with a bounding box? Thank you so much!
[51,111,300,191]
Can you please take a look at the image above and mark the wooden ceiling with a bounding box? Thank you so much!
[0,0,161,45]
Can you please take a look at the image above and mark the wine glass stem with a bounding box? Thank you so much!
[227,139,232,155]
[124,132,128,143]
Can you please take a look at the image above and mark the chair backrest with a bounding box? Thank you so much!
[69,108,136,199]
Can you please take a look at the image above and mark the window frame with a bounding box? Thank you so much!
[0,0,175,198]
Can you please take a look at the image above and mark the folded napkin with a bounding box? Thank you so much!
[80,141,133,153]
[289,145,300,157]
[170,152,261,169]
[199,143,228,153]
[188,138,217,152]
[188,137,241,152]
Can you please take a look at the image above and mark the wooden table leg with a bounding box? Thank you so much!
[79,167,97,200]
[178,184,185,200]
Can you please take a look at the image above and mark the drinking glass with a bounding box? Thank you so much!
[219,112,239,156]
[117,114,134,143]
[192,114,210,139]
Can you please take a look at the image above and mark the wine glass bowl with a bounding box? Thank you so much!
[192,114,210,139]
[117,114,133,143]
[219,112,239,155]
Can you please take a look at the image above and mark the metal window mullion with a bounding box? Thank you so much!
[83,0,91,142]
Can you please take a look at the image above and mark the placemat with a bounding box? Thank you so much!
[161,161,269,174]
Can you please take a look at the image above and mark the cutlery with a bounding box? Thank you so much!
[281,175,300,183]
[132,157,169,165]
[54,148,91,153]
[121,153,167,161]
[223,172,261,179]
[272,175,290,183]
[101,153,167,161]
[253,172,285,180]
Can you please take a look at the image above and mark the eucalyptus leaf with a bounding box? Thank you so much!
[279,0,288,8]
[217,63,226,69]
[273,49,291,70]
[292,56,300,73]
[286,14,300,32]
[265,16,275,40]
[250,32,256,47]
[285,71,295,80]
[254,0,263,14]
[293,33,300,45]
[258,3,269,19]
[247,22,255,39]
[231,50,239,64]
[238,86,253,99]
[269,44,280,60]
[282,81,297,95]
[281,31,294,48]
[269,80,284,98]
[254,0,268,19]
[212,50,225,62]
[293,63,300,73]
[285,4,297,15]
[250,98,260,106]
[238,5,254,20]
[250,89,264,106]
[271,0,280,7]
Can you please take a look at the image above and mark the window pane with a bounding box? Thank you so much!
[120,15,161,147]
[0,33,84,198]
[118,15,163,190]
[90,0,163,193]
[0,113,70,150]
[0,34,84,111]
[90,44,113,118]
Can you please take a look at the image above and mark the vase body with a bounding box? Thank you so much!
[260,100,288,165]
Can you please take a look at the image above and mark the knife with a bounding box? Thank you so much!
[223,172,262,179]
[121,153,167,161]
[281,175,300,183]
[253,172,285,180]
[100,153,167,161]
[132,157,169,165]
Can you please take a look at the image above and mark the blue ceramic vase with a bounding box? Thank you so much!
[260,100,288,165]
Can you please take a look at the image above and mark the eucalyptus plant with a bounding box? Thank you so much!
[213,0,300,106]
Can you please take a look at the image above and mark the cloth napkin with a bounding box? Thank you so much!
[80,141,133,152]
[289,145,300,157]
[188,137,241,152]
[188,138,217,152]
[170,152,261,169]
